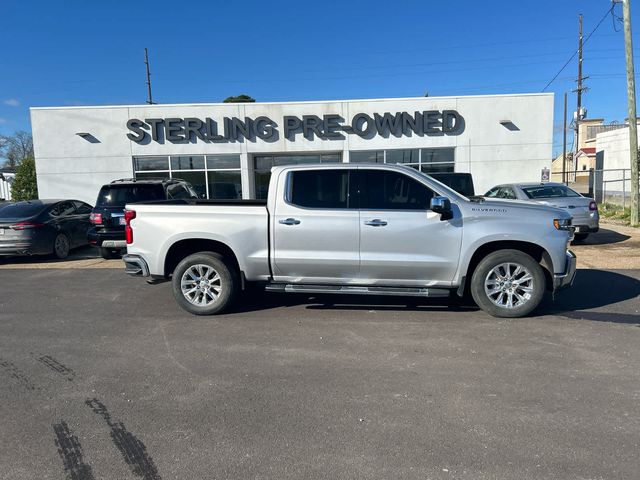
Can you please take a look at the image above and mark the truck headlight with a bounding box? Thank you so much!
[553,218,572,231]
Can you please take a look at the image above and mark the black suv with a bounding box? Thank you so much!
[428,172,475,197]
[88,178,197,259]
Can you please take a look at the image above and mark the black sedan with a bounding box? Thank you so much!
[0,199,93,259]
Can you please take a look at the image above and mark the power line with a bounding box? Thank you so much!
[541,5,615,92]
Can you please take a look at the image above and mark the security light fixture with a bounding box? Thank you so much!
[75,132,100,143]
[499,120,520,131]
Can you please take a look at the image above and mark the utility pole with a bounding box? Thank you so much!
[573,14,585,182]
[563,92,568,184]
[144,48,154,105]
[622,0,639,226]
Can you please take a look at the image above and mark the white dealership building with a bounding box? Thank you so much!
[30,93,553,203]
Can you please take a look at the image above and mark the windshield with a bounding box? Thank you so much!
[96,185,165,207]
[0,201,47,218]
[521,185,581,199]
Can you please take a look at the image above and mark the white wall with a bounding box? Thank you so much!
[0,174,14,201]
[31,93,554,203]
[595,127,635,197]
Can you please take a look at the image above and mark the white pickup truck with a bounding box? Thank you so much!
[123,164,576,318]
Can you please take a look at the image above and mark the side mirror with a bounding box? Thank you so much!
[430,196,453,221]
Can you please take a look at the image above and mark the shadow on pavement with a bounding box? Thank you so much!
[573,228,630,246]
[229,269,638,322]
[227,287,478,315]
[542,269,640,325]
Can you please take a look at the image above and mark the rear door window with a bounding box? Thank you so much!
[74,201,93,214]
[359,170,433,210]
[96,185,165,207]
[289,170,351,209]
[50,201,77,217]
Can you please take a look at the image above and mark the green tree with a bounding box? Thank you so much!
[223,95,255,103]
[11,156,38,201]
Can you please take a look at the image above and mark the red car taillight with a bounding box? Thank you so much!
[89,212,103,224]
[589,201,597,211]
[10,221,44,230]
[124,209,136,244]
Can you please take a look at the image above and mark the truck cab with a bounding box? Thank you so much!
[123,164,576,318]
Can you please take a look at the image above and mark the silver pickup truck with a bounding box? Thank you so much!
[123,164,576,318]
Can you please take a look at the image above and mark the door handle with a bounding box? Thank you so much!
[364,219,388,227]
[279,218,301,225]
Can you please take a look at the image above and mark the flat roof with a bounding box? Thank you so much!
[30,92,553,111]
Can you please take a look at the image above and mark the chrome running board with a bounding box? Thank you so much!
[265,284,450,297]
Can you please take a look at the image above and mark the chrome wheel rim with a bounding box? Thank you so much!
[484,262,534,309]
[55,235,69,257]
[181,264,222,307]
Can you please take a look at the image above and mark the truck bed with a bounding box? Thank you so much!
[125,200,270,280]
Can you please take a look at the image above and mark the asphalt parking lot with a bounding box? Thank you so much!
[0,224,639,479]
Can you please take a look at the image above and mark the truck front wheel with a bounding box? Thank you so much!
[470,249,545,318]
[172,252,238,315]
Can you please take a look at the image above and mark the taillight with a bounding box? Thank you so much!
[89,212,103,224]
[124,209,136,244]
[10,221,44,230]
[589,201,597,211]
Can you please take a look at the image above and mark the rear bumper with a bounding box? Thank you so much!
[0,238,51,256]
[88,228,126,248]
[123,254,150,277]
[553,250,577,291]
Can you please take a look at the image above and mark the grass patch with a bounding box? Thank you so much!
[599,202,632,223]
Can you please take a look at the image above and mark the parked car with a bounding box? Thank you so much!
[428,172,475,197]
[88,178,198,259]
[0,199,93,259]
[484,182,599,241]
[122,164,576,318]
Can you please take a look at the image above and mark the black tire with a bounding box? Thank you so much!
[572,233,589,243]
[470,249,546,318]
[171,252,238,315]
[100,247,121,259]
[53,233,70,259]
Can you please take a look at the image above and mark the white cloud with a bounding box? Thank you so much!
[3,99,19,107]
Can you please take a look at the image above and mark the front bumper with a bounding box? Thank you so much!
[123,254,150,277]
[553,250,577,290]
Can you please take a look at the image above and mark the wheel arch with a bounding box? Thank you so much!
[460,240,553,296]
[164,238,241,280]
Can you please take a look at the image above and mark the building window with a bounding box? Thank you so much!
[171,155,205,170]
[348,148,454,173]
[253,153,341,200]
[134,156,169,171]
[132,154,242,199]
[350,150,384,163]
[420,148,455,174]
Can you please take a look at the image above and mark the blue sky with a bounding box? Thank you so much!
[1,0,638,156]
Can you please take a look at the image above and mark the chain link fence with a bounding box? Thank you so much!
[550,168,633,206]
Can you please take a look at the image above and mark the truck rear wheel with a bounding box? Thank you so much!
[171,252,238,315]
[470,249,545,318]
